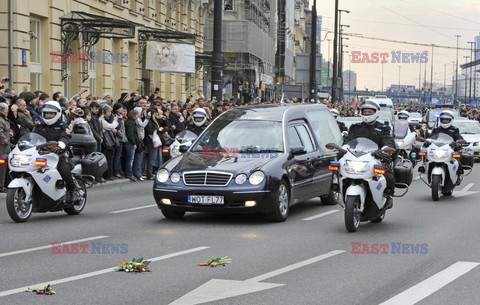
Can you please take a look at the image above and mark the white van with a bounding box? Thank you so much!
[371,95,394,108]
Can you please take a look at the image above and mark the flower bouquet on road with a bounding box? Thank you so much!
[116,257,151,273]
[197,256,232,267]
[26,284,55,295]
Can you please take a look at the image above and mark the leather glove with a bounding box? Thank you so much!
[50,147,64,154]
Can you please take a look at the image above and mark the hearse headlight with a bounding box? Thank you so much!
[170,172,181,183]
[156,169,169,183]
[249,171,265,185]
[235,174,247,185]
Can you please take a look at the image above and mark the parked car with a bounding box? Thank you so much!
[153,104,344,222]
[407,112,422,129]
[452,118,480,160]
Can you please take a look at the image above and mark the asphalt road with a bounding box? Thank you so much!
[1,166,480,305]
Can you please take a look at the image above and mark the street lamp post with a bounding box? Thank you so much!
[468,41,474,103]
[454,35,461,103]
[332,7,349,102]
[464,55,470,102]
[430,44,434,101]
[211,0,223,102]
[398,66,401,103]
[382,62,385,92]
[349,53,352,100]
[327,39,331,88]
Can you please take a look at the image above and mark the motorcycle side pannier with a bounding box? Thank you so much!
[461,150,474,168]
[81,152,107,178]
[394,159,413,188]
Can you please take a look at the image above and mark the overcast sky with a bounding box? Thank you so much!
[317,0,480,91]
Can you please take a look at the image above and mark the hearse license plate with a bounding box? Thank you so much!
[188,195,224,205]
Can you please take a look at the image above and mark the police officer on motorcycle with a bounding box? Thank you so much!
[330,109,348,132]
[344,100,395,209]
[32,101,80,203]
[397,110,416,132]
[429,110,464,177]
[187,108,209,136]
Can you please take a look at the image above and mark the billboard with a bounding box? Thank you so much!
[145,41,195,73]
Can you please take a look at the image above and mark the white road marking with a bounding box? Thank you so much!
[109,204,157,214]
[0,246,210,297]
[246,250,345,282]
[169,250,345,305]
[0,235,109,258]
[453,183,478,198]
[302,209,339,221]
[379,261,480,305]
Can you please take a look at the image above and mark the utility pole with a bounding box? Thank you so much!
[430,44,434,101]
[418,60,421,101]
[327,39,331,88]
[382,62,385,92]
[464,56,470,102]
[443,63,448,92]
[309,0,317,101]
[211,0,223,102]
[331,0,339,102]
[398,66,401,103]
[454,35,461,103]
[468,41,474,103]
[424,50,428,102]
[474,42,477,103]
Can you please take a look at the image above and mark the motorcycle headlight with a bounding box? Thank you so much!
[170,172,180,183]
[249,171,265,185]
[10,154,32,167]
[235,174,247,185]
[395,140,405,147]
[344,160,370,174]
[431,149,448,159]
[427,129,433,134]
[474,142,480,147]
[156,169,169,183]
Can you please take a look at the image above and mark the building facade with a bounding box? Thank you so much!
[0,0,211,100]
[203,0,277,101]
[342,70,356,92]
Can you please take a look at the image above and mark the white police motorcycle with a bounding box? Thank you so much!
[169,130,198,158]
[418,133,471,201]
[6,133,89,222]
[326,138,401,232]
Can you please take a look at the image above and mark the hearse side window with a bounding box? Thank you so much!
[306,109,343,151]
[287,126,303,148]
[295,125,314,152]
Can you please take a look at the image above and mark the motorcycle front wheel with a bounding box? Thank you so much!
[345,195,361,232]
[431,175,442,201]
[6,187,33,223]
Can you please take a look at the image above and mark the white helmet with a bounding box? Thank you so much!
[439,110,454,129]
[42,100,62,125]
[330,109,340,120]
[398,110,410,120]
[192,108,207,127]
[360,100,380,123]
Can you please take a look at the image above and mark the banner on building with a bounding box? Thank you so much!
[145,41,195,73]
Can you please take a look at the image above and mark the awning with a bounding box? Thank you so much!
[60,11,136,82]
[137,27,198,63]
[60,11,136,38]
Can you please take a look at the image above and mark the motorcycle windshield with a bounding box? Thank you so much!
[345,137,379,157]
[428,133,454,147]
[175,130,198,143]
[17,133,47,151]
[394,121,409,139]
